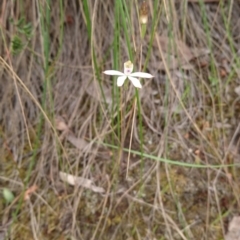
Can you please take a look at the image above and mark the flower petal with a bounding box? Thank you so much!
[117,76,127,87]
[103,70,124,76]
[130,72,153,78]
[128,76,142,88]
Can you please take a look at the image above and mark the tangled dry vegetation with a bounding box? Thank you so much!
[1,0,240,239]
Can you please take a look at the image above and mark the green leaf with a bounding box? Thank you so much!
[3,188,14,204]
[11,35,23,55]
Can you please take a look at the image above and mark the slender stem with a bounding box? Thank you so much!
[126,98,137,178]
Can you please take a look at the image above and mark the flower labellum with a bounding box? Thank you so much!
[103,60,153,89]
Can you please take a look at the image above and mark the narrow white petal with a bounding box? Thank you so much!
[130,72,153,78]
[103,70,124,76]
[117,76,127,87]
[128,76,142,88]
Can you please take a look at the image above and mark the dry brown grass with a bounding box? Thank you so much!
[1,0,240,239]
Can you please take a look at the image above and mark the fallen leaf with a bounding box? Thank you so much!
[155,36,209,70]
[55,116,69,132]
[65,15,74,25]
[0,232,7,240]
[225,216,240,240]
[24,185,38,201]
[55,116,88,150]
[234,86,240,96]
[220,68,227,77]
[66,133,88,150]
[59,171,105,193]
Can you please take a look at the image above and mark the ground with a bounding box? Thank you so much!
[0,1,240,239]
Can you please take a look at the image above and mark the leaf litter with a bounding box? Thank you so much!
[158,36,209,69]
[55,117,104,193]
[55,116,88,151]
[225,216,240,240]
[59,171,105,193]
[1,1,240,239]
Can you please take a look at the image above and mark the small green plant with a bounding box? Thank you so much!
[2,188,14,204]
[15,17,32,39]
[10,17,32,55]
[11,35,24,55]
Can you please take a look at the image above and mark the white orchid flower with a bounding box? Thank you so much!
[103,60,153,89]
